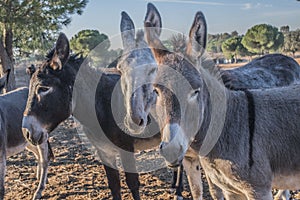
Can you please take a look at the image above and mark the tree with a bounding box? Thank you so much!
[241,24,284,55]
[222,36,241,62]
[221,36,253,62]
[280,25,290,34]
[282,29,300,57]
[231,31,239,37]
[0,0,88,92]
[207,33,231,54]
[70,29,121,68]
[70,30,109,56]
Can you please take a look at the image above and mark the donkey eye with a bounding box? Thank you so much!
[153,88,159,96]
[194,90,200,95]
[189,89,200,101]
[37,86,52,95]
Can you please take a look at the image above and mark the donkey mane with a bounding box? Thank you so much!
[161,30,223,85]
[136,30,146,47]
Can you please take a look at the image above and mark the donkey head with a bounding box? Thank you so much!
[22,33,74,145]
[117,11,157,134]
[0,70,9,92]
[145,4,210,166]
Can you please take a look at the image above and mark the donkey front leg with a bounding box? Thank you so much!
[172,165,183,200]
[182,150,203,200]
[103,165,122,200]
[205,175,224,200]
[0,146,6,199]
[120,151,140,200]
[97,148,122,200]
[27,141,49,200]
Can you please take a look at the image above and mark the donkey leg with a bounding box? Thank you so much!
[182,155,203,200]
[172,165,183,200]
[274,190,290,200]
[120,151,140,200]
[26,144,41,180]
[124,172,140,200]
[223,191,247,200]
[97,149,121,200]
[28,141,49,200]
[206,176,224,200]
[103,165,122,200]
[0,145,6,199]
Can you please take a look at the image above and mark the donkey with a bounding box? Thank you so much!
[145,7,300,200]
[0,70,9,92]
[21,12,166,200]
[144,3,299,200]
[0,70,53,199]
[221,53,300,90]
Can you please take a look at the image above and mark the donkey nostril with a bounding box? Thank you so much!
[23,128,31,140]
[160,142,167,150]
[26,130,30,140]
[139,118,144,126]
[159,143,163,150]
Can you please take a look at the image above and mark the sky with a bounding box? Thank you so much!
[62,0,300,49]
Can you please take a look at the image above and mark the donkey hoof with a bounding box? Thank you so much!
[33,192,42,200]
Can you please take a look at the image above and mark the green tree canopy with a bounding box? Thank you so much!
[70,29,109,56]
[70,29,121,68]
[0,0,88,91]
[222,36,252,62]
[282,29,300,57]
[207,33,231,53]
[241,24,284,55]
[222,36,241,61]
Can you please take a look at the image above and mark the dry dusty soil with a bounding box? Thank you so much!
[3,63,300,200]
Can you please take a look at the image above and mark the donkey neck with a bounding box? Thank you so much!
[72,64,122,131]
[204,89,252,162]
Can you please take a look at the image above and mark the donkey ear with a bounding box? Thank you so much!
[50,33,70,70]
[144,3,162,37]
[120,11,135,50]
[26,64,36,77]
[144,21,168,65]
[186,11,207,59]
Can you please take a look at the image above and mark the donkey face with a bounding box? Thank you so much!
[145,4,208,166]
[22,33,71,145]
[0,70,10,92]
[153,60,208,166]
[118,11,157,134]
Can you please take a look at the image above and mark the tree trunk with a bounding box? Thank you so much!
[0,39,16,92]
[4,27,14,62]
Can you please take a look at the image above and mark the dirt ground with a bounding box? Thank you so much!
[3,62,300,200]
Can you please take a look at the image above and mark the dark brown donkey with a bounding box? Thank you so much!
[0,71,53,200]
[21,12,164,200]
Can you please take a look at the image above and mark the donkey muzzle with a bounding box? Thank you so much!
[22,115,47,145]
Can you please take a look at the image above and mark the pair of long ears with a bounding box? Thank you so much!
[144,3,207,64]
[50,3,206,70]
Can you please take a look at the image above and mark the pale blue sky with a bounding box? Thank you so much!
[62,0,300,48]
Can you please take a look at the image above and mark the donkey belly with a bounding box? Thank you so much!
[273,172,300,190]
[6,142,27,157]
